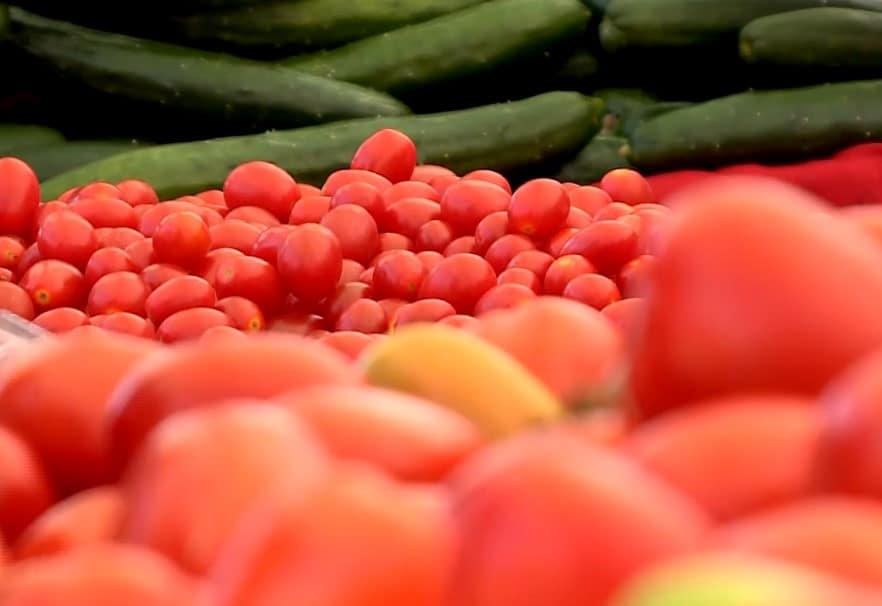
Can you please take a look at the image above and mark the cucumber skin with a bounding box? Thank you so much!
[42,92,605,200]
[557,135,633,184]
[630,79,882,170]
[14,140,151,181]
[288,0,590,95]
[8,8,410,131]
[740,8,882,69]
[0,124,65,155]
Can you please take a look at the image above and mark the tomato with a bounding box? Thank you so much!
[320,204,380,264]
[224,205,282,227]
[562,273,621,309]
[83,247,137,287]
[560,219,639,276]
[71,182,121,200]
[297,183,322,198]
[0,268,12,282]
[208,219,262,254]
[439,314,480,330]
[90,312,156,339]
[419,253,496,314]
[216,296,265,331]
[223,160,300,221]
[145,275,217,326]
[416,250,444,273]
[17,242,41,276]
[542,254,595,296]
[484,234,536,273]
[413,219,455,253]
[441,180,510,235]
[474,283,536,316]
[150,211,210,269]
[267,311,324,335]
[566,207,593,229]
[277,224,343,303]
[507,178,570,240]
[384,198,441,239]
[198,247,245,286]
[249,225,294,265]
[331,181,387,224]
[382,180,440,205]
[0,425,54,542]
[156,307,233,343]
[199,325,246,344]
[336,298,388,333]
[443,236,476,256]
[594,201,634,221]
[377,298,408,322]
[506,249,554,278]
[497,267,541,293]
[289,195,331,224]
[316,331,374,360]
[339,259,366,285]
[116,179,159,206]
[0,281,35,320]
[600,297,646,343]
[568,185,613,216]
[411,164,456,183]
[463,169,512,193]
[430,174,460,197]
[474,210,510,255]
[618,254,657,299]
[37,210,97,270]
[124,238,156,271]
[378,231,414,253]
[87,271,150,316]
[392,299,457,328]
[138,201,220,236]
[140,263,188,290]
[20,259,86,312]
[350,128,417,183]
[600,168,655,205]
[0,157,40,238]
[323,281,372,327]
[33,307,90,333]
[0,236,24,272]
[213,254,286,316]
[67,197,137,229]
[94,226,144,250]
[322,169,392,196]
[373,250,426,301]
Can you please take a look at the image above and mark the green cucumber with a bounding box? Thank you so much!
[8,8,410,132]
[601,0,882,50]
[0,123,65,155]
[557,134,633,184]
[286,0,591,96]
[12,139,152,181]
[171,0,488,52]
[42,91,604,200]
[630,79,882,170]
[740,8,882,69]
[592,89,691,137]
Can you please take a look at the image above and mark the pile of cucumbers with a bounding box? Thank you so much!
[1,0,882,194]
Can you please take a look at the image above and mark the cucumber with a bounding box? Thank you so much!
[601,0,882,50]
[286,0,591,96]
[8,8,410,133]
[0,123,65,155]
[171,0,488,52]
[557,134,633,184]
[740,8,882,69]
[630,79,882,170]
[12,139,152,181]
[42,91,605,200]
[592,89,692,137]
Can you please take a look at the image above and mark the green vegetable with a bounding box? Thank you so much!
[0,123,65,155]
[13,139,151,181]
[557,134,633,184]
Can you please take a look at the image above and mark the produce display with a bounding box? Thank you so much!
[3,0,882,604]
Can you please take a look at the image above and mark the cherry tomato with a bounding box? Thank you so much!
[373,250,426,301]
[33,201,67,237]
[438,314,480,330]
[320,204,380,264]
[288,195,331,225]
[506,250,554,279]
[151,211,211,269]
[339,259,366,285]
[484,234,536,273]
[0,236,25,272]
[378,232,414,253]
[594,201,634,221]
[94,227,144,250]
[568,186,613,216]
[277,224,343,303]
[497,267,542,293]
[566,207,593,229]
[322,169,392,196]
[32,307,90,333]
[474,283,536,315]
[199,247,245,286]
[84,247,138,287]
[543,254,596,296]
[416,250,444,273]
[145,275,217,326]
[0,158,40,238]
[214,254,286,316]
[546,227,579,257]
[618,254,658,299]
[209,219,262,253]
[508,178,570,240]
[90,312,156,339]
[350,128,417,183]
[17,243,41,276]
[331,182,386,224]
[20,260,86,312]
[216,296,265,332]
[392,299,457,328]
[67,197,137,229]
[124,238,156,271]
[316,331,375,360]
[441,180,510,235]
[87,271,150,316]
[71,182,120,200]
[600,168,655,205]
[429,174,460,197]
[297,184,322,198]
[223,161,300,221]
[377,298,407,321]
[0,281,35,319]
[141,263,188,290]
[382,181,440,206]
[323,281,372,326]
[474,211,510,255]
[384,198,441,239]
[0,425,54,543]
[463,169,512,193]
[37,210,97,270]
[138,201,219,236]
[116,179,159,206]
[199,325,246,344]
[560,220,639,276]
[0,268,13,282]
[156,307,233,343]
[443,236,476,256]
[251,225,296,264]
[418,253,496,314]
[411,164,456,184]
[600,297,646,343]
[225,205,282,227]
[266,311,324,335]
[336,298,388,333]
[562,273,622,309]
[415,219,455,252]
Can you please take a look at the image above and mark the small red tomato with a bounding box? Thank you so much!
[37,210,97,270]
[251,225,296,264]
[566,207,593,229]
[0,158,40,238]
[297,184,322,198]
[474,211,510,255]
[138,201,216,236]
[209,219,262,253]
[618,254,658,299]
[497,267,542,293]
[411,164,456,184]
[600,168,655,205]
[563,273,622,309]
[322,169,392,196]
[382,181,440,206]
[141,263,188,290]
[116,179,159,206]
[0,236,25,272]
[484,234,536,274]
[339,259,366,285]
[323,281,372,326]
[543,254,596,296]
[0,268,13,282]
[71,182,120,200]
[288,195,331,225]
[336,298,388,333]
[377,298,408,321]
[199,247,245,286]
[0,281,35,320]
[568,186,613,216]
[463,169,512,194]
[277,224,343,303]
[156,307,233,343]
[594,201,634,221]
[429,174,460,198]
[199,325,246,344]
[473,283,536,315]
[67,197,138,229]
[320,204,380,264]
[392,299,457,328]
[560,220,639,276]
[373,250,426,301]
[216,296,265,332]
[316,331,375,361]
[20,259,86,312]
[266,311,324,334]
[152,211,211,269]
[90,312,156,339]
[223,161,300,221]
[441,181,510,235]
[87,271,150,316]
[331,182,386,224]
[84,247,138,287]
[416,251,444,273]
[225,205,282,227]
[418,253,496,314]
[443,236,476,257]
[94,227,144,250]
[17,243,41,276]
[378,232,414,253]
[415,219,455,252]
[545,227,579,257]
[506,250,554,279]
[438,314,480,330]
[384,198,441,239]
[350,128,417,183]
[508,178,570,240]
[214,254,286,316]
[32,307,90,333]
[124,239,156,271]
[145,275,217,326]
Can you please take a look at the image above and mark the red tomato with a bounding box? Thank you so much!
[443,235,476,256]
[84,247,138,287]
[71,182,120,200]
[0,281,35,319]
[145,275,217,327]
[223,160,300,221]
[378,231,414,253]
[411,164,456,184]
[209,219,262,253]
[216,296,265,332]
[474,211,510,255]
[251,225,296,265]
[378,298,408,322]
[600,297,646,345]
[34,200,68,233]
[416,250,444,273]
[441,180,510,235]
[141,263,188,290]
[323,281,372,326]
[474,283,536,316]
[543,254,595,296]
[484,234,536,274]
[350,128,417,183]
[20,259,86,312]
[17,242,41,276]
[138,201,220,236]
[336,298,388,333]
[199,325,246,344]
[618,254,657,299]
[266,311,324,335]
[198,247,245,286]
[560,220,639,276]
[297,183,322,198]
[213,254,286,316]
[373,250,426,301]
[316,331,375,360]
[320,204,380,264]
[545,227,579,257]
[463,169,512,193]
[37,210,97,270]
[90,312,156,339]
[508,178,570,239]
[0,236,25,272]
[566,207,593,229]
[392,299,457,328]
[94,226,144,250]
[497,267,541,293]
[506,249,554,278]
[594,201,634,221]
[277,224,343,303]
[0,268,11,282]
[384,198,441,239]
[562,273,621,309]
[157,307,233,343]
[415,219,456,252]
[339,259,366,285]
[0,157,40,238]
[288,195,331,225]
[67,197,137,229]
[151,211,210,269]
[419,253,497,314]
[430,174,460,197]
[87,271,150,316]
[116,179,159,206]
[331,181,386,224]
[224,205,282,227]
[600,168,655,205]
[322,169,392,196]
[568,186,613,215]
[439,314,480,330]
[32,307,90,333]
[0,425,54,542]
[124,238,156,271]
[382,180,440,205]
